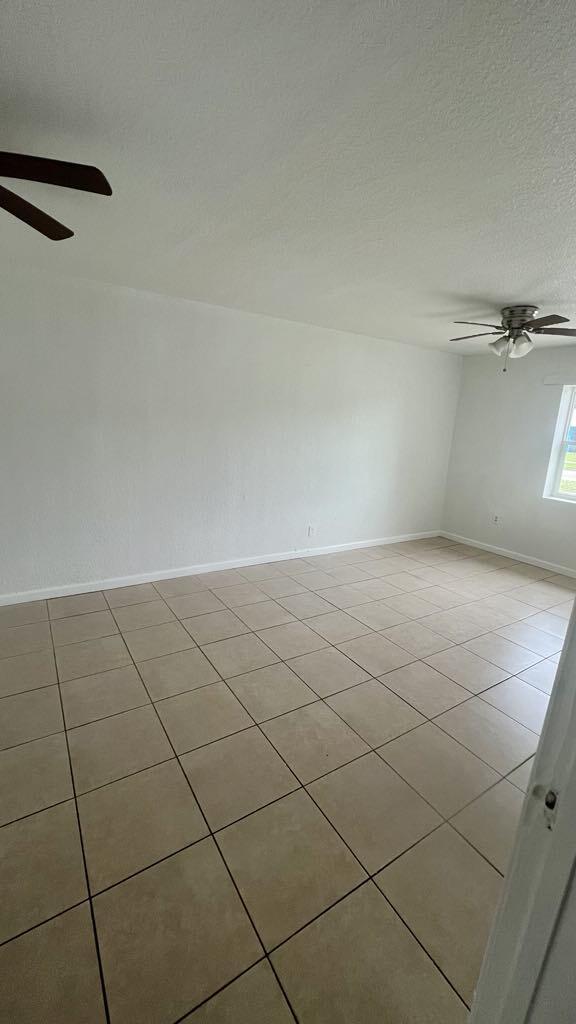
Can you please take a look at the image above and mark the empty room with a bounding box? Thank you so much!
[2,2,576,1022]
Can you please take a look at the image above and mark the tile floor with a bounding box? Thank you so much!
[0,537,573,1023]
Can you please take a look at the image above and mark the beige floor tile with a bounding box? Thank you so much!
[512,580,574,609]
[416,586,472,609]
[183,960,293,1024]
[0,620,52,659]
[56,635,132,683]
[425,646,510,693]
[166,591,226,618]
[258,577,309,599]
[272,883,468,1023]
[380,572,431,592]
[287,647,370,698]
[546,573,576,591]
[213,584,268,608]
[277,558,316,574]
[384,593,443,618]
[436,697,538,774]
[183,610,249,645]
[524,610,567,639]
[376,825,501,1004]
[305,609,372,642]
[52,610,118,647]
[137,648,220,700]
[0,733,73,827]
[0,686,63,750]
[238,563,285,581]
[379,661,470,717]
[379,722,499,817]
[262,702,369,783]
[235,600,296,630]
[60,665,150,728]
[481,677,549,733]
[257,621,328,659]
[0,801,87,942]
[327,679,424,747]
[477,593,542,621]
[0,648,56,698]
[419,608,492,643]
[154,575,208,598]
[326,565,375,585]
[202,633,278,678]
[349,578,405,601]
[112,599,175,632]
[79,759,208,892]
[309,753,440,873]
[94,839,262,1024]
[550,599,574,619]
[314,585,373,609]
[123,621,197,661]
[104,582,159,607]
[68,705,173,794]
[49,592,107,619]
[0,904,106,1024]
[217,790,366,949]
[382,620,453,657]
[277,590,336,619]
[451,780,524,873]
[464,634,542,674]
[197,570,247,588]
[227,663,317,722]
[0,600,47,628]
[156,681,253,753]
[507,757,534,792]
[337,632,415,676]
[369,559,424,578]
[347,601,409,630]
[181,727,299,830]
[292,569,338,590]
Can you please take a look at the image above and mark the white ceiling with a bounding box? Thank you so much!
[4,0,576,352]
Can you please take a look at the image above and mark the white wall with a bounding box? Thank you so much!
[443,347,576,573]
[0,274,461,600]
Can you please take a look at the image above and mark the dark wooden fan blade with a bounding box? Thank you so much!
[531,328,576,336]
[0,152,112,195]
[526,314,569,330]
[453,321,502,329]
[0,184,73,240]
[450,332,503,341]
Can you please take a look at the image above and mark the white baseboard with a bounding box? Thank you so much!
[440,531,576,580]
[0,530,441,606]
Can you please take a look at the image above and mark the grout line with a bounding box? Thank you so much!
[129,649,301,1023]
[164,957,287,1024]
[47,617,112,1024]
[1,542,570,1019]
[0,897,90,950]
[0,679,60,702]
[377,889,471,1011]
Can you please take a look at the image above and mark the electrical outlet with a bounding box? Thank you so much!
[493,514,502,526]
[307,524,316,538]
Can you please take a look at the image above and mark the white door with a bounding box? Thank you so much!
[470,605,576,1022]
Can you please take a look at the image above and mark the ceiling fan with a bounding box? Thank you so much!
[450,305,576,370]
[0,151,112,240]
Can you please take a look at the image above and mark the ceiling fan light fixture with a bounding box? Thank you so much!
[509,332,534,358]
[489,337,509,356]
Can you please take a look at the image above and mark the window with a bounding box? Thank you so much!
[544,386,576,502]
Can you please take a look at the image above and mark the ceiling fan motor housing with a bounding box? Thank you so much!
[500,305,539,332]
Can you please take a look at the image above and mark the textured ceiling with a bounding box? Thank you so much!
[3,0,576,351]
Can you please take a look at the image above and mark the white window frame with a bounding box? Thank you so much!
[543,385,576,503]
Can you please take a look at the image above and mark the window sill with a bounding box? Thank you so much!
[543,494,576,505]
